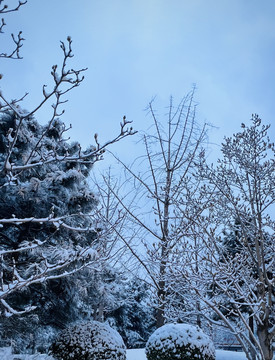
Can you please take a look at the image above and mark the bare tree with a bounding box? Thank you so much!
[0,1,136,316]
[106,90,207,327]
[174,116,275,360]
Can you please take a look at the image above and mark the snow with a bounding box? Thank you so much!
[127,348,247,360]
[50,320,126,359]
[0,347,248,359]
[146,323,215,359]
[0,355,53,360]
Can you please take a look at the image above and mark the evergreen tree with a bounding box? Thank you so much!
[105,275,156,349]
[0,1,135,352]
[0,111,99,351]
[0,110,135,352]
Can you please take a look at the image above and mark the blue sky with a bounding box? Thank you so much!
[1,0,275,165]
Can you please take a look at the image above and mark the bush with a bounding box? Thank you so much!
[145,323,215,360]
[49,320,126,360]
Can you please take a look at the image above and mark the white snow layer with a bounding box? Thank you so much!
[0,348,248,359]
[127,348,247,360]
[146,323,215,358]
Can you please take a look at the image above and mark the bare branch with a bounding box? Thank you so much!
[0,1,27,59]
[0,1,27,14]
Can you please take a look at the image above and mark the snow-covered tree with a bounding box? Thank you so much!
[105,275,156,349]
[173,116,275,360]
[104,90,207,327]
[0,0,135,320]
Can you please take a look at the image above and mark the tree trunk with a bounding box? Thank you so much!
[196,300,202,328]
[257,323,273,360]
[156,300,165,328]
[248,315,256,360]
[156,267,166,328]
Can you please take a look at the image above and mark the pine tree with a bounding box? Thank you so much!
[0,1,136,352]
[0,111,99,350]
[105,275,156,349]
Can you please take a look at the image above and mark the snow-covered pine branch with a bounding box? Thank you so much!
[0,1,136,323]
[0,244,98,315]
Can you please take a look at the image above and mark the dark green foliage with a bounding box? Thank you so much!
[222,219,243,259]
[0,110,98,351]
[106,276,156,348]
[146,344,214,360]
[70,265,156,349]
[49,321,126,360]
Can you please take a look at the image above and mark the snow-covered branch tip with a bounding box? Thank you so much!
[0,213,98,233]
[25,37,87,118]
[0,246,97,316]
[0,115,136,181]
[0,36,87,121]
[0,92,28,111]
[93,115,137,160]
[1,299,36,317]
[0,246,98,296]
[0,37,90,176]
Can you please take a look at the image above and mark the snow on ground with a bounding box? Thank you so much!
[0,347,247,359]
[126,348,247,360]
[0,353,53,360]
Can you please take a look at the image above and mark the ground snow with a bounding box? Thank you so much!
[127,348,247,360]
[0,354,53,360]
[0,347,247,360]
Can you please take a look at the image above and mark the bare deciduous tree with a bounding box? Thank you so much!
[0,0,26,60]
[106,90,207,327]
[174,116,275,360]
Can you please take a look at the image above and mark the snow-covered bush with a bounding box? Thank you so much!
[49,320,126,360]
[145,323,215,360]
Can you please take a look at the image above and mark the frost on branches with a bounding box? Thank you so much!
[0,0,135,320]
[0,110,100,316]
[173,116,275,360]
[104,91,207,328]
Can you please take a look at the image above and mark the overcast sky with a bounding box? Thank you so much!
[1,0,275,166]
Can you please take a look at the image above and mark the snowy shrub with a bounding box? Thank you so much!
[145,323,215,360]
[49,320,126,360]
